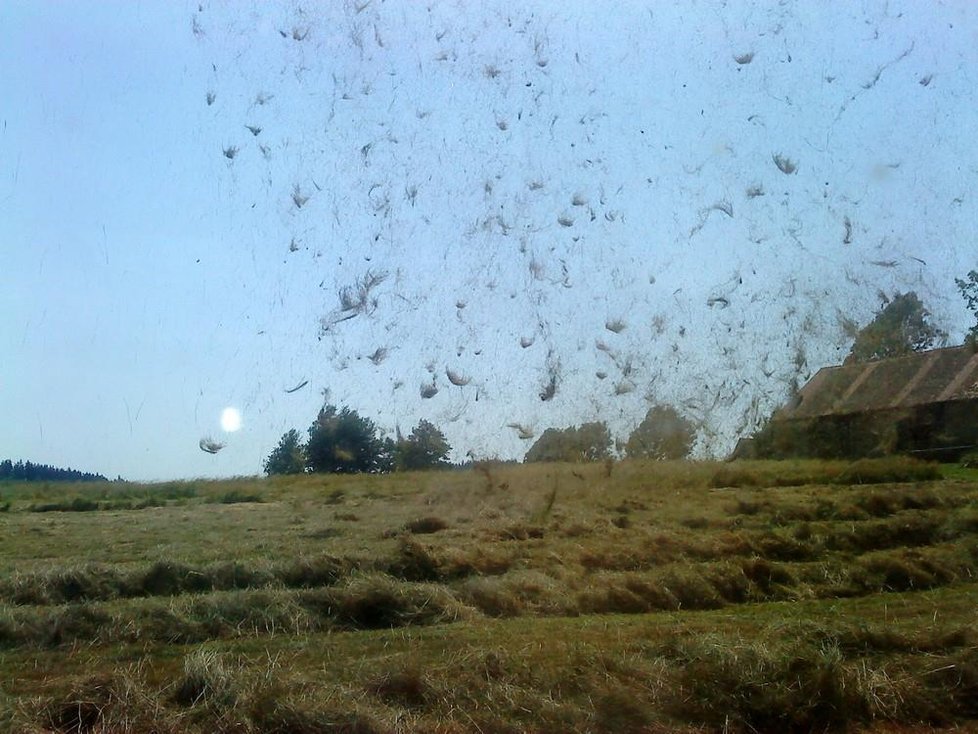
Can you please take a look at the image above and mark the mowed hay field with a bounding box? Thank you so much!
[1,458,978,733]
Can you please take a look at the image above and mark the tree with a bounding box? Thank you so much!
[306,404,386,474]
[376,436,397,474]
[625,405,696,460]
[844,291,946,364]
[263,429,306,475]
[394,419,452,471]
[956,269,978,345]
[524,421,612,463]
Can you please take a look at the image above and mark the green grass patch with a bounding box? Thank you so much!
[712,456,942,489]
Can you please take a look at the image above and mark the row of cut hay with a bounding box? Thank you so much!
[5,549,974,652]
[0,555,352,606]
[711,456,943,489]
[578,508,978,572]
[726,485,961,525]
[5,508,973,613]
[0,533,519,607]
[0,574,470,650]
[15,622,978,733]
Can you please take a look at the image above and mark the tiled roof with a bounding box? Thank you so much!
[777,346,978,420]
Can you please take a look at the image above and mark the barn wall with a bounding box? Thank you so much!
[751,399,978,460]
[896,400,978,460]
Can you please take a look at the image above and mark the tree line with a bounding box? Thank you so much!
[264,402,698,476]
[265,270,978,475]
[264,405,452,475]
[0,459,108,483]
[522,405,697,464]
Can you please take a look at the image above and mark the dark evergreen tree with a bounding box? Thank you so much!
[394,419,452,471]
[306,405,386,474]
[263,429,307,475]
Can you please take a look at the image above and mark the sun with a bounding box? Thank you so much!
[220,407,242,432]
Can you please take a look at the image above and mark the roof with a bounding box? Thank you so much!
[776,345,978,420]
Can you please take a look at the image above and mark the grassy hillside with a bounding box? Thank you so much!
[1,458,977,732]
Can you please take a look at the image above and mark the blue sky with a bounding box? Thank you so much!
[2,1,977,481]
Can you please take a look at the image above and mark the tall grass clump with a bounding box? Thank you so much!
[139,560,215,597]
[403,516,449,534]
[302,574,468,630]
[855,550,952,592]
[277,554,350,588]
[183,589,313,638]
[215,489,264,504]
[665,636,867,732]
[366,667,432,709]
[41,665,179,734]
[172,649,240,709]
[577,574,678,614]
[28,496,101,513]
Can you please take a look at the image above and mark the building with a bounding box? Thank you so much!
[742,345,978,461]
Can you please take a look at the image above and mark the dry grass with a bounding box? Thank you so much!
[1,459,977,731]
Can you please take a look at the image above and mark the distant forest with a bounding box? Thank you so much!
[0,459,108,483]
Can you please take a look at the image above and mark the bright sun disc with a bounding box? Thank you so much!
[220,407,242,432]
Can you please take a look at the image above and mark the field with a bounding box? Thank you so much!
[1,457,977,733]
